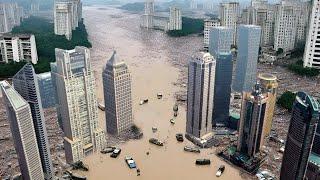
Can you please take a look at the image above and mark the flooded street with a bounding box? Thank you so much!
[78,6,244,180]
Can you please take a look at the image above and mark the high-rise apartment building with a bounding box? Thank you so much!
[258,73,278,136]
[233,25,261,93]
[37,72,56,109]
[190,0,197,9]
[168,7,182,31]
[12,64,54,180]
[54,1,73,40]
[219,2,240,44]
[303,0,320,69]
[1,81,45,180]
[31,1,40,15]
[0,34,38,64]
[280,92,319,180]
[141,0,154,29]
[186,52,216,138]
[209,27,233,126]
[103,51,133,135]
[203,18,220,51]
[0,3,24,33]
[51,47,105,164]
[237,83,268,157]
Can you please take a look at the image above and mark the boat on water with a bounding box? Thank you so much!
[176,133,184,142]
[139,99,149,105]
[66,170,87,180]
[170,119,175,124]
[195,159,211,165]
[173,104,178,117]
[98,103,105,111]
[71,161,89,171]
[125,156,137,169]
[149,138,164,146]
[216,165,225,177]
[100,146,116,154]
[157,93,163,99]
[184,146,200,153]
[152,127,158,133]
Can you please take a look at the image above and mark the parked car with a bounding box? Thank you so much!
[110,148,121,158]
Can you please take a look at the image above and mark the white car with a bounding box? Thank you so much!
[125,156,136,169]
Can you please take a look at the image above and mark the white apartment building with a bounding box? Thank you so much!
[303,0,320,69]
[54,0,82,40]
[0,34,38,64]
[168,7,182,31]
[103,51,133,135]
[204,18,220,51]
[1,81,45,180]
[274,0,302,52]
[186,52,216,139]
[0,3,24,33]
[141,0,154,29]
[51,47,105,164]
[219,2,240,45]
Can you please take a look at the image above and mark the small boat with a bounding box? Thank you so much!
[139,101,144,105]
[195,159,211,165]
[152,127,158,133]
[184,146,200,153]
[125,156,137,169]
[176,133,184,142]
[157,93,163,99]
[173,104,178,112]
[149,138,164,146]
[98,103,105,111]
[100,146,116,154]
[143,99,149,103]
[216,165,225,177]
[137,168,141,176]
[170,119,175,124]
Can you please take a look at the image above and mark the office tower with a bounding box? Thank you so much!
[203,18,220,51]
[209,27,233,126]
[54,1,73,40]
[0,34,38,64]
[209,26,233,57]
[168,7,182,31]
[1,81,45,180]
[273,1,305,52]
[186,52,216,138]
[103,51,133,135]
[141,0,154,29]
[0,3,24,33]
[258,73,278,136]
[237,83,268,157]
[304,0,320,69]
[313,125,320,156]
[51,47,105,164]
[12,64,54,180]
[219,2,240,44]
[233,25,261,93]
[306,153,320,180]
[37,72,56,109]
[280,92,320,180]
[190,0,197,9]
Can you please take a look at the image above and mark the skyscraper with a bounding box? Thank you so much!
[258,73,278,136]
[37,72,56,109]
[209,27,233,126]
[186,52,216,138]
[54,1,73,40]
[237,83,268,157]
[280,92,320,180]
[203,18,220,51]
[51,46,105,164]
[233,25,261,93]
[103,51,133,135]
[168,7,182,31]
[12,64,54,179]
[219,2,240,44]
[303,0,320,69]
[141,0,154,29]
[1,81,44,180]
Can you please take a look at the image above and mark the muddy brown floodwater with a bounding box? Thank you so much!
[76,6,245,180]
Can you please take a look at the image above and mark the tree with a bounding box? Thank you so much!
[277,91,296,111]
[276,48,284,55]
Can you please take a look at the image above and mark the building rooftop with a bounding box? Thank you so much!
[1,33,33,39]
[309,153,320,167]
[0,81,28,110]
[258,73,277,81]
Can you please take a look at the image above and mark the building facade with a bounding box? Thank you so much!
[258,73,278,137]
[280,92,319,180]
[203,18,220,51]
[0,3,24,33]
[168,7,182,31]
[0,34,38,64]
[141,0,154,29]
[51,47,105,164]
[103,51,133,135]
[237,83,268,157]
[54,1,73,40]
[303,0,320,69]
[186,52,216,138]
[12,64,54,180]
[209,26,233,57]
[1,81,44,180]
[233,25,261,93]
[37,72,56,109]
[219,2,240,44]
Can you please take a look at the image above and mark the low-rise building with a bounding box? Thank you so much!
[0,34,38,64]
